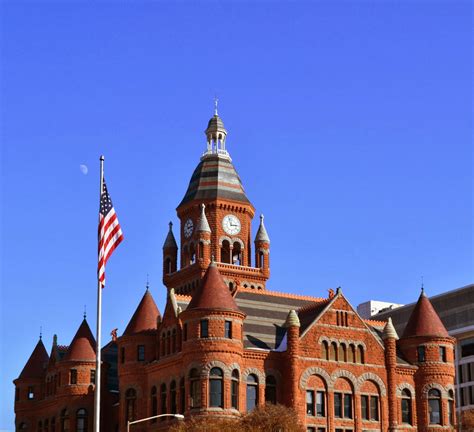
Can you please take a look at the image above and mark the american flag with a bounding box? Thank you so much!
[98,180,123,287]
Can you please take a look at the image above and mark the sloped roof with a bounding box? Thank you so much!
[123,290,160,336]
[298,299,332,333]
[402,290,449,338]
[187,263,240,312]
[178,154,250,207]
[64,319,96,361]
[19,339,49,379]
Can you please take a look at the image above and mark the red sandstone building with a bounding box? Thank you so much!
[15,110,457,432]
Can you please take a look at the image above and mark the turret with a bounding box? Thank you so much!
[196,204,211,267]
[398,289,456,430]
[163,222,178,279]
[14,336,49,406]
[284,310,300,407]
[254,214,270,276]
[203,99,228,157]
[383,318,399,431]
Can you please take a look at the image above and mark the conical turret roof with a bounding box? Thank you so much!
[123,290,160,336]
[19,338,49,379]
[187,262,240,312]
[64,319,96,361]
[402,290,449,338]
[196,204,211,232]
[163,222,178,249]
[255,214,270,243]
[382,317,399,340]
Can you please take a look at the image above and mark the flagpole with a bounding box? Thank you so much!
[94,155,105,432]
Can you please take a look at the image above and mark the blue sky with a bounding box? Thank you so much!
[1,0,472,427]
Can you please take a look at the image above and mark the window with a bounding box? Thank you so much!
[339,344,347,362]
[76,409,87,432]
[329,342,337,361]
[370,396,379,421]
[349,344,356,363]
[334,393,352,418]
[170,381,177,413]
[44,419,49,432]
[179,378,185,413]
[440,346,447,362]
[120,347,125,363]
[461,338,474,358]
[70,370,77,385]
[316,391,325,417]
[160,383,167,414]
[200,320,209,338]
[306,390,315,416]
[28,386,34,400]
[51,418,55,432]
[225,321,232,339]
[231,370,239,409]
[321,341,329,360]
[428,389,442,425]
[18,423,27,431]
[190,368,200,408]
[246,374,259,411]
[401,389,412,424]
[60,409,69,432]
[183,323,188,342]
[361,395,378,420]
[209,368,223,408]
[125,389,136,422]
[151,386,158,422]
[137,345,145,361]
[38,421,42,432]
[90,370,96,384]
[265,376,277,404]
[417,346,426,362]
[357,345,364,364]
[448,390,455,425]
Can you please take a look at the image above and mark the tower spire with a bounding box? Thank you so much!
[204,102,229,158]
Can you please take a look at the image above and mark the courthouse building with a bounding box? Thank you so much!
[15,109,457,432]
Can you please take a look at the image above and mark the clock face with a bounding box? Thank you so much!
[222,214,241,235]
[184,218,194,238]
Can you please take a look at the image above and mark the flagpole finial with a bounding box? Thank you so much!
[146,273,150,291]
[83,305,87,320]
[214,97,219,116]
[100,155,105,161]
[39,326,42,340]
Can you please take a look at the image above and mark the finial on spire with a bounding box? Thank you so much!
[83,305,87,320]
[146,273,150,291]
[421,276,424,294]
[214,96,219,116]
[39,326,42,340]
[169,221,173,230]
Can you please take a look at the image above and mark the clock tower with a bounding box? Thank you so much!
[162,105,270,295]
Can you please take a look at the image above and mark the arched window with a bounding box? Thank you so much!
[199,241,204,259]
[165,257,172,274]
[182,246,188,268]
[339,343,347,362]
[428,389,442,425]
[170,381,177,413]
[60,409,69,432]
[258,251,264,268]
[190,368,200,408]
[265,375,277,404]
[448,390,455,426]
[160,383,167,414]
[401,389,412,424]
[125,389,136,422]
[232,242,242,265]
[18,423,27,432]
[166,331,171,355]
[329,342,337,361]
[221,240,231,263]
[51,418,55,432]
[151,386,158,422]
[357,345,364,363]
[179,378,185,413]
[44,419,49,432]
[189,243,196,264]
[76,409,87,432]
[209,368,224,408]
[246,374,259,412]
[349,344,356,362]
[321,341,329,360]
[231,370,239,409]
[38,421,43,432]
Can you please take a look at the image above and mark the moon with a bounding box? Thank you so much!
[79,164,88,175]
